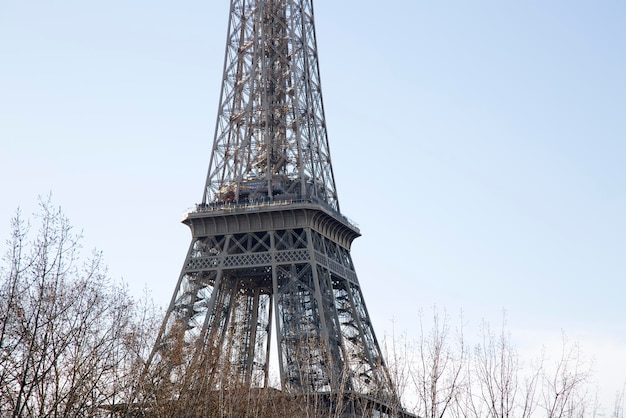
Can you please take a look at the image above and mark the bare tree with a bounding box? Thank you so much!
[382,324,414,412]
[392,311,613,418]
[464,314,540,418]
[133,327,379,418]
[610,382,626,418]
[539,334,593,418]
[470,318,519,417]
[409,308,467,418]
[0,197,158,417]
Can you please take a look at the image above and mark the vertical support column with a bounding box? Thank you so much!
[244,287,261,385]
[269,230,288,388]
[263,292,273,388]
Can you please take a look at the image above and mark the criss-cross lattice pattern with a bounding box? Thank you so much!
[203,0,338,211]
[147,227,396,403]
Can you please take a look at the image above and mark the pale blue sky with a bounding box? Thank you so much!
[1,0,625,408]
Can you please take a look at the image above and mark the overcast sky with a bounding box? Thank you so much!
[1,0,625,410]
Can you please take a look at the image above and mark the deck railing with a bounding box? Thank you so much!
[185,197,360,232]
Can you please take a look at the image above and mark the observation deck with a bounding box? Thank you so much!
[183,197,361,250]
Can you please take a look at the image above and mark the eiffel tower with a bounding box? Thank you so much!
[143,1,407,415]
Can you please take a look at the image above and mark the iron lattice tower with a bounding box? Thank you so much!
[146,0,401,413]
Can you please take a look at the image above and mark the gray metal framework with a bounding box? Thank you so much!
[146,0,401,413]
[203,0,338,211]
